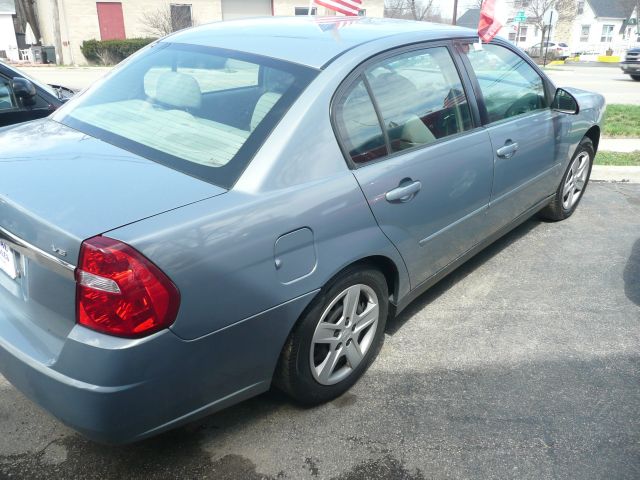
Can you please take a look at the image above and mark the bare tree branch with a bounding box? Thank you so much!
[385,0,436,21]
[140,3,195,38]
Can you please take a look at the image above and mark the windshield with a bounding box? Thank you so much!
[55,42,317,188]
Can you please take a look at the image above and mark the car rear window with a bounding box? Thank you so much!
[55,42,317,188]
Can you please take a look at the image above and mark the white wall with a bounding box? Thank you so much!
[0,14,19,61]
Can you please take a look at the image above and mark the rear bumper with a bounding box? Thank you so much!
[0,289,318,444]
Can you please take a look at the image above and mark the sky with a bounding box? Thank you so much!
[430,0,479,21]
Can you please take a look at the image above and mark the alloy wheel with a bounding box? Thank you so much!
[562,151,590,210]
[309,284,380,386]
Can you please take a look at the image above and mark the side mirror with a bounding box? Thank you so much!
[552,88,579,115]
[11,77,37,99]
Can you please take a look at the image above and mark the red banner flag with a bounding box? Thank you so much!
[478,0,503,42]
[315,0,363,16]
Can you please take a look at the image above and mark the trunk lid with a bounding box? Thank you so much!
[0,119,224,356]
[0,119,225,262]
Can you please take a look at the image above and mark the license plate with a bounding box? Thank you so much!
[0,240,17,279]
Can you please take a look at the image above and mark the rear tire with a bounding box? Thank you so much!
[539,137,594,221]
[275,266,388,405]
[631,75,640,81]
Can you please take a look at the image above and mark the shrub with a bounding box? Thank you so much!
[81,38,155,65]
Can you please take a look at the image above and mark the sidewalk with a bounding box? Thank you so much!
[591,137,640,183]
[599,138,640,153]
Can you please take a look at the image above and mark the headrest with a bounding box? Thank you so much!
[154,71,201,110]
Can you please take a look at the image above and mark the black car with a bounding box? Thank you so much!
[621,47,640,81]
[0,61,74,128]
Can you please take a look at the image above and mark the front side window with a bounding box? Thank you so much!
[55,42,317,188]
[0,78,16,111]
[601,25,614,43]
[365,47,473,154]
[460,43,546,123]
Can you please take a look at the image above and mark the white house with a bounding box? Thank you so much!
[562,0,639,55]
[0,0,19,62]
[457,4,545,50]
[458,0,639,57]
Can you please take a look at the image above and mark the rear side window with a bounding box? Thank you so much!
[334,46,473,165]
[56,43,317,188]
[334,78,387,164]
[460,43,546,123]
[365,46,473,154]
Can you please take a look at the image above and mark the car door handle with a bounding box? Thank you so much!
[385,180,422,203]
[496,141,519,159]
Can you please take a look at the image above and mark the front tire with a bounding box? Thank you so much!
[539,137,594,221]
[275,266,388,405]
[631,75,640,81]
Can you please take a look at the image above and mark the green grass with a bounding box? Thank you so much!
[595,151,640,166]
[603,104,640,138]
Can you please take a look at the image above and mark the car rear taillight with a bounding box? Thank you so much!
[75,236,180,338]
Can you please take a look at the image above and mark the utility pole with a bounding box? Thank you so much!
[51,0,63,64]
[452,0,458,25]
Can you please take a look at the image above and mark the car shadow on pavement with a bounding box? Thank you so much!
[386,218,542,336]
[623,238,640,306]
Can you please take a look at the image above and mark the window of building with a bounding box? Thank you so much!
[460,43,546,123]
[517,26,528,42]
[577,1,585,15]
[600,24,614,42]
[295,7,317,15]
[170,4,193,31]
[580,24,590,42]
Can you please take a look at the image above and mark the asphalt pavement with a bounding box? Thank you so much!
[1,182,638,479]
[543,64,639,105]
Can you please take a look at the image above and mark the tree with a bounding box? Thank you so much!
[384,0,436,21]
[140,3,195,38]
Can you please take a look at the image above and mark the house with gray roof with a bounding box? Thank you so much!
[561,0,638,55]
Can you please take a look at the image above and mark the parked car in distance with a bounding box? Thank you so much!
[527,42,571,60]
[0,60,74,127]
[0,17,604,444]
[621,47,640,80]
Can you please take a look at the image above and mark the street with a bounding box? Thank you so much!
[1,182,638,479]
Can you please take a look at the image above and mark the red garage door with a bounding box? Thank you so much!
[97,2,126,40]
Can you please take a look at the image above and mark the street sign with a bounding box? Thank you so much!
[543,8,558,26]
[514,10,527,23]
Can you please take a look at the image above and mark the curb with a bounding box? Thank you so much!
[591,165,640,183]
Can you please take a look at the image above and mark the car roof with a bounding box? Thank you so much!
[165,16,478,69]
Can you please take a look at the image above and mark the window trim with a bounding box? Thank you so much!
[330,38,483,170]
[453,38,555,128]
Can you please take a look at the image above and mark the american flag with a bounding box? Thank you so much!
[314,0,363,16]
